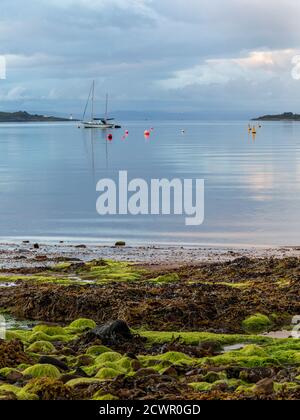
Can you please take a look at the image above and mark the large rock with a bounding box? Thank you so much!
[87,320,133,344]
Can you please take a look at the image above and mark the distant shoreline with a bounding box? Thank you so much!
[252,112,300,121]
[0,110,77,123]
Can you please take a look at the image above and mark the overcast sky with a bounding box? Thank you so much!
[1,0,300,118]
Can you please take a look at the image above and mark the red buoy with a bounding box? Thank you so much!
[125,130,129,136]
[144,130,150,137]
[107,134,113,141]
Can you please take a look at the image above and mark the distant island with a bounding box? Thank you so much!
[0,111,75,122]
[253,112,300,121]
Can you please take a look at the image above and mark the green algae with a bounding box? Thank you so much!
[242,314,272,334]
[27,341,56,354]
[0,367,22,378]
[201,340,300,368]
[5,330,32,342]
[139,352,194,368]
[149,273,180,284]
[93,392,119,401]
[190,379,243,392]
[203,371,227,383]
[274,382,299,392]
[138,330,273,347]
[0,274,76,286]
[33,325,66,336]
[23,364,61,379]
[28,331,75,344]
[85,345,112,357]
[67,318,96,332]
[0,384,38,400]
[66,378,102,387]
[189,382,213,392]
[95,352,123,365]
[95,367,121,380]
[23,378,73,400]
[78,260,143,284]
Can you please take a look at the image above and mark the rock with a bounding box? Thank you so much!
[254,378,274,395]
[33,243,40,249]
[75,245,87,249]
[6,370,24,383]
[87,320,133,344]
[115,241,126,247]
[38,356,69,372]
[239,368,275,383]
[199,341,222,356]
[163,367,178,377]
[131,360,142,372]
[134,368,157,377]
[60,374,81,384]
[75,355,94,367]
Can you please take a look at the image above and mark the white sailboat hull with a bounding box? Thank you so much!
[83,122,115,129]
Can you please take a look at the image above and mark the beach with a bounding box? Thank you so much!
[0,242,299,400]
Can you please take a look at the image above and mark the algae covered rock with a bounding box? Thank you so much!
[85,345,112,357]
[23,364,61,379]
[68,318,97,332]
[33,325,66,337]
[66,377,102,388]
[242,314,272,334]
[203,371,227,383]
[28,331,71,344]
[27,341,56,354]
[24,378,75,400]
[95,352,123,365]
[0,384,38,400]
[0,367,23,381]
[93,392,119,401]
[150,273,180,284]
[95,367,121,380]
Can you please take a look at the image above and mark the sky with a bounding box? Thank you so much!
[1,0,300,119]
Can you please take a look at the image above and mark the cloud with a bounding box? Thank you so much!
[0,86,29,101]
[159,49,298,89]
[0,0,300,115]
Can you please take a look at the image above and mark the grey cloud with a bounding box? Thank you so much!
[0,0,300,117]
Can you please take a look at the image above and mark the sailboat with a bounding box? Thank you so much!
[82,81,121,129]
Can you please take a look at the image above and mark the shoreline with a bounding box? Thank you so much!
[0,241,300,269]
[0,241,299,400]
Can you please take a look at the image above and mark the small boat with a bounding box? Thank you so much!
[82,81,121,129]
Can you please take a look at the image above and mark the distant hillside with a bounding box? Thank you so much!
[253,112,300,121]
[0,111,74,122]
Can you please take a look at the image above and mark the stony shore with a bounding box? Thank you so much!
[0,242,299,400]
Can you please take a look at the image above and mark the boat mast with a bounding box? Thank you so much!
[105,93,108,120]
[91,80,95,121]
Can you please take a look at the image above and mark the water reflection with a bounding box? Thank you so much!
[0,121,299,246]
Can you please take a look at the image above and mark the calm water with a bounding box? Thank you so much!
[0,121,299,247]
